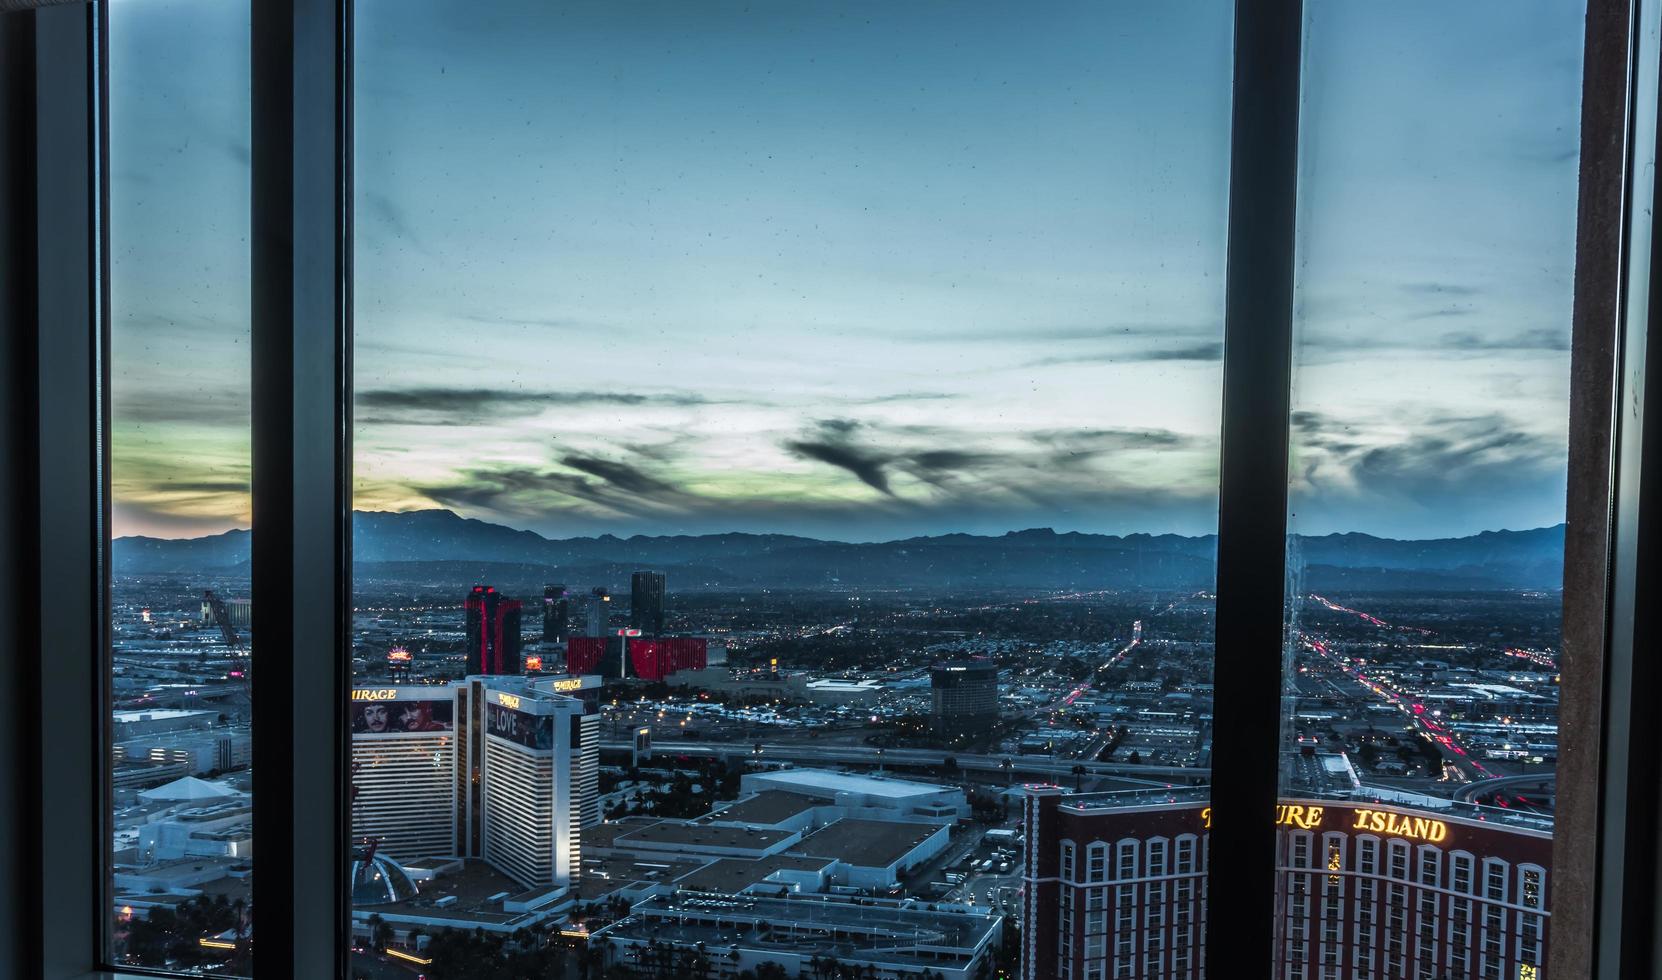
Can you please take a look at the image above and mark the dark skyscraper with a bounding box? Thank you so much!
[630,571,665,636]
[930,658,999,740]
[464,585,523,675]
[582,587,611,638]
[542,583,569,644]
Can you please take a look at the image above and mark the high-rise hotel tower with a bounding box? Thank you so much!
[464,585,523,675]
[351,674,600,890]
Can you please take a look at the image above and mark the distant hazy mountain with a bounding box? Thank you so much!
[112,507,1566,592]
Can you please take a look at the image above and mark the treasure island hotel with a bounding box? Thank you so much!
[1023,786,1551,980]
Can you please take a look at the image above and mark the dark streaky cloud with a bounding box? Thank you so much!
[357,386,714,425]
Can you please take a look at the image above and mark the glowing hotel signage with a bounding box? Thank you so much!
[352,688,400,702]
[496,692,523,710]
[1348,808,1450,843]
[551,677,584,692]
[1198,803,1451,844]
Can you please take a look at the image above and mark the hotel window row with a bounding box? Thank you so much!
[1028,788,1549,980]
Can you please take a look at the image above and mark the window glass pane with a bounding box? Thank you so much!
[108,0,253,973]
[353,2,1230,977]
[1279,2,1583,977]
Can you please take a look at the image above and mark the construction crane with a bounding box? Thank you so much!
[202,589,252,696]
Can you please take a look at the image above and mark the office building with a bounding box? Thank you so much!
[464,585,522,675]
[930,658,999,740]
[198,595,251,629]
[114,727,253,776]
[542,582,569,643]
[582,586,611,638]
[630,570,665,635]
[1021,786,1551,980]
[111,708,218,741]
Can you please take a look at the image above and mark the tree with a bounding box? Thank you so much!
[1071,763,1087,791]
[367,913,392,953]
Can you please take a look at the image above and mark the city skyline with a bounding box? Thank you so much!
[112,0,1582,542]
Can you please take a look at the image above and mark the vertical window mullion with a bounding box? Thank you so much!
[1551,0,1641,976]
[250,0,351,976]
[1207,0,1304,973]
[1593,0,1662,975]
[24,2,108,976]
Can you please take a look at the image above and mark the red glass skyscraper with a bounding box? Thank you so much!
[464,585,523,675]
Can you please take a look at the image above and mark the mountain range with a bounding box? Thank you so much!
[111,508,1567,592]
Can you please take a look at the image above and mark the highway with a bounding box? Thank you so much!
[1451,772,1556,805]
[601,738,1202,783]
[1300,633,1494,782]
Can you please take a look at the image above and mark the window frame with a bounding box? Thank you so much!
[0,0,1656,977]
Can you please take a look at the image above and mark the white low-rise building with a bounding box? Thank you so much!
[740,768,968,822]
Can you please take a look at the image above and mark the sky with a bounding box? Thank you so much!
[109,0,1585,543]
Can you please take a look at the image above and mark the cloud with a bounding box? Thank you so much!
[1400,282,1482,298]
[559,454,688,499]
[1438,328,1568,352]
[856,392,962,404]
[113,387,250,425]
[361,190,428,251]
[909,324,1219,344]
[414,450,702,523]
[1294,326,1570,359]
[785,436,895,495]
[781,419,1215,504]
[109,447,253,537]
[1290,410,1562,503]
[222,138,251,168]
[1405,307,1476,321]
[1029,427,1201,453]
[356,386,714,425]
[113,500,249,539]
[457,313,583,330]
[1024,341,1222,368]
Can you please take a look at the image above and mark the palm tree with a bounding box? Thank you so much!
[367,913,392,953]
[1072,764,1087,791]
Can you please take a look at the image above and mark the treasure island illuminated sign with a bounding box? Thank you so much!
[1198,804,1450,843]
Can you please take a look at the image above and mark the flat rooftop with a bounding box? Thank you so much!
[1057,787,1213,812]
[360,859,559,927]
[674,855,835,894]
[615,821,797,853]
[700,791,830,827]
[577,854,707,901]
[792,819,941,869]
[584,818,660,850]
[113,709,216,722]
[751,768,953,800]
[596,892,999,967]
